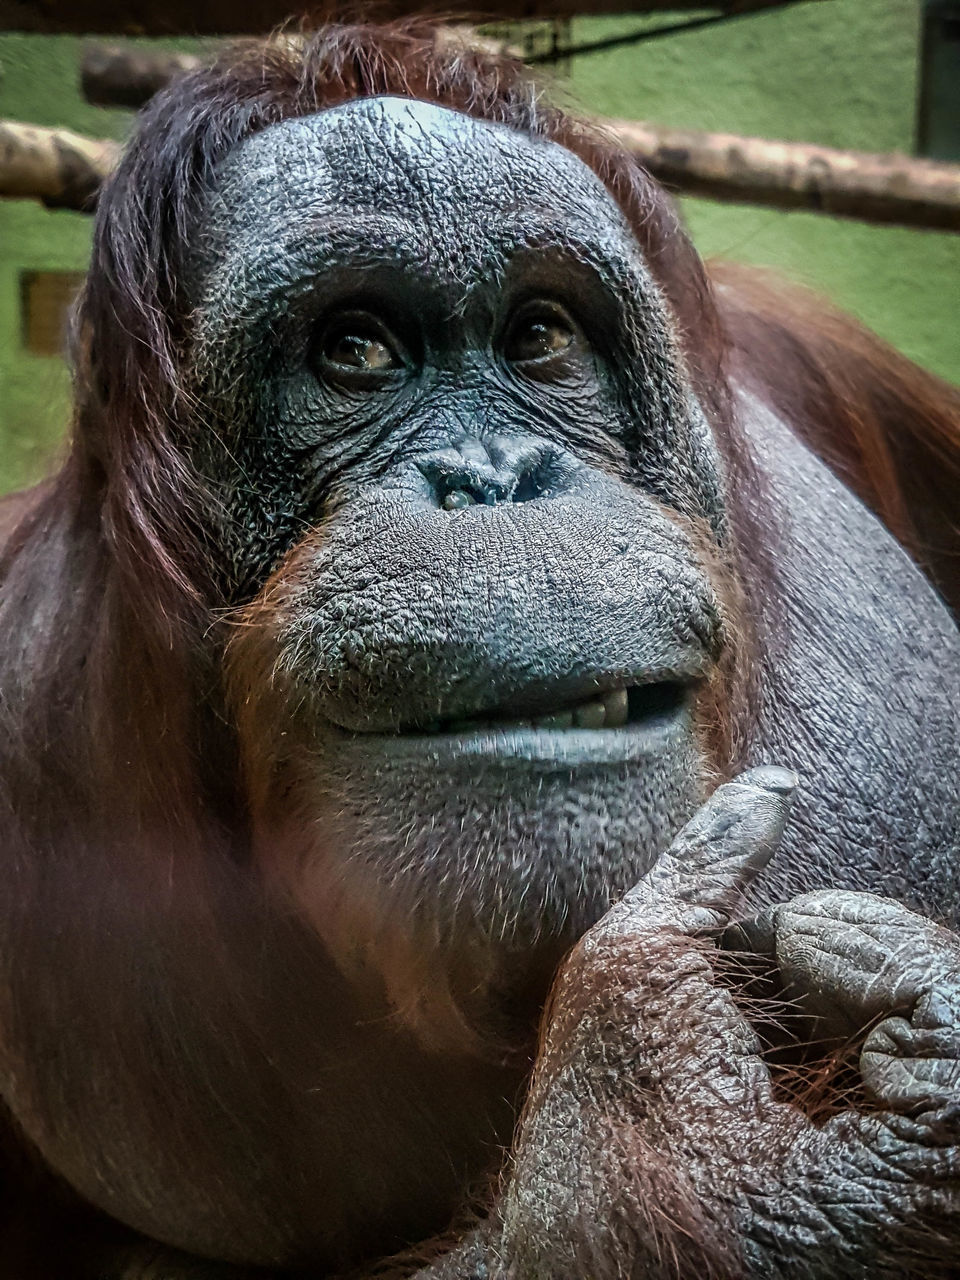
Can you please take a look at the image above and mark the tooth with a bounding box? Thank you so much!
[573,700,606,729]
[603,687,629,728]
[534,711,573,730]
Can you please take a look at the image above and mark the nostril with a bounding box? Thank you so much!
[512,451,566,503]
[439,475,541,510]
[512,465,547,504]
[421,442,572,510]
[441,485,484,511]
[438,463,556,509]
[439,478,497,510]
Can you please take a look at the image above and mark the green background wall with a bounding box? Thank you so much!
[565,1,960,384]
[0,0,957,496]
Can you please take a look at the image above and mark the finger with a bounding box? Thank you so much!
[861,1015,960,1115]
[620,765,796,933]
[731,890,960,1039]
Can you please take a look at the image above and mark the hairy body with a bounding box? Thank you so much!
[0,23,958,1279]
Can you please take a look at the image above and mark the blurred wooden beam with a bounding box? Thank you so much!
[0,0,825,37]
[3,114,958,234]
[0,120,118,209]
[610,118,960,232]
[82,45,202,109]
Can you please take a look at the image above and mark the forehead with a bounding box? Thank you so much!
[206,96,632,259]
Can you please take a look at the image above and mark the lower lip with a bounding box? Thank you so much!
[350,699,693,769]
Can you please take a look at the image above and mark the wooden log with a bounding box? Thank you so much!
[81,45,202,110]
[0,120,119,210]
[0,0,825,36]
[609,119,960,232]
[2,114,958,234]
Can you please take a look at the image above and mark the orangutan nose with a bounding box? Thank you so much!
[416,436,576,509]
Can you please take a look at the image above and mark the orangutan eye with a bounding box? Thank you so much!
[319,317,402,373]
[504,305,578,365]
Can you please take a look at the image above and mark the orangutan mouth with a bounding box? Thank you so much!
[411,680,690,736]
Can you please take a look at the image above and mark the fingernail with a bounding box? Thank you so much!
[738,765,798,797]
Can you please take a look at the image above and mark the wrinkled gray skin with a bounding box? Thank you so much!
[9,99,960,1277]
